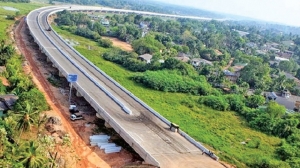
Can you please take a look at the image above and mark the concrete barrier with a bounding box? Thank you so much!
[27,6,218,163]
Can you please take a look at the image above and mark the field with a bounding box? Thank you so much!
[53,26,284,167]
[0,2,46,39]
[102,36,133,51]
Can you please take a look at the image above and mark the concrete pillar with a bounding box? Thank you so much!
[76,91,82,97]
[58,71,64,77]
[46,57,51,63]
[105,121,112,128]
[96,113,104,119]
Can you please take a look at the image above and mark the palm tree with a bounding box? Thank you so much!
[15,102,40,139]
[18,141,48,168]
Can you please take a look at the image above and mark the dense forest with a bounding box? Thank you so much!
[53,0,224,19]
[0,0,29,2]
[54,9,300,167]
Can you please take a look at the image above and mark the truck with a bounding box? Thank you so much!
[70,114,84,121]
[69,105,79,113]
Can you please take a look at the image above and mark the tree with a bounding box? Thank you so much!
[295,69,300,80]
[0,40,15,66]
[14,88,49,112]
[246,95,265,108]
[266,101,286,119]
[18,141,48,168]
[279,61,293,72]
[15,102,39,139]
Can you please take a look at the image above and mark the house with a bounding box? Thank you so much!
[138,54,153,64]
[139,22,148,29]
[0,101,7,117]
[0,94,18,117]
[269,47,280,53]
[278,50,293,60]
[246,42,257,48]
[233,29,249,36]
[175,53,190,63]
[266,92,278,101]
[282,89,291,98]
[282,40,295,47]
[88,14,100,20]
[224,64,246,82]
[191,58,213,67]
[223,70,238,82]
[275,56,289,62]
[0,94,18,110]
[175,56,190,63]
[101,19,109,26]
[256,50,267,55]
[265,91,298,111]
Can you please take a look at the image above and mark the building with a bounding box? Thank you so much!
[191,58,213,67]
[139,22,149,29]
[223,64,247,82]
[174,53,190,63]
[0,94,18,117]
[275,56,289,62]
[138,54,153,64]
[223,70,238,82]
[101,19,109,26]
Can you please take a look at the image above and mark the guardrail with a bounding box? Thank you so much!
[27,8,159,166]
[28,6,219,162]
[47,10,171,126]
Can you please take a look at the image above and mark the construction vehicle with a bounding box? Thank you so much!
[69,105,79,113]
[70,114,84,121]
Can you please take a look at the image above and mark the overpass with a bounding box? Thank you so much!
[67,5,226,21]
[26,6,224,168]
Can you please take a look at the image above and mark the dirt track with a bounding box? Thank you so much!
[14,17,112,168]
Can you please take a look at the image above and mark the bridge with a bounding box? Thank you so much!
[26,6,224,168]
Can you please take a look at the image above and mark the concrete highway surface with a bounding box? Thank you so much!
[26,6,225,168]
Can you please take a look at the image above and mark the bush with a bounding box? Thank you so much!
[14,88,49,112]
[98,39,112,48]
[132,70,213,95]
[199,95,229,111]
[225,94,245,112]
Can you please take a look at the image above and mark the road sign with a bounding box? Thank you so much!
[67,74,78,83]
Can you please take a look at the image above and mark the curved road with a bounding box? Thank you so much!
[26,6,224,168]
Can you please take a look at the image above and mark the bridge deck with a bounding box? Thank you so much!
[27,6,224,168]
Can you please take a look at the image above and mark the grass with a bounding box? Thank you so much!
[53,26,283,167]
[0,2,46,39]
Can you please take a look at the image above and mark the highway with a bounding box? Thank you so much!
[26,6,224,168]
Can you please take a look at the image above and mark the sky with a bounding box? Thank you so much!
[159,0,300,27]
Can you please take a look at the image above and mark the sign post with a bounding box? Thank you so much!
[67,74,78,104]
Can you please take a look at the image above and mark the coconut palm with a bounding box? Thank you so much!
[18,141,48,168]
[15,102,40,139]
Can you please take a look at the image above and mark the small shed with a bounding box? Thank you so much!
[0,94,18,110]
[267,92,278,101]
[138,54,153,64]
[282,90,291,98]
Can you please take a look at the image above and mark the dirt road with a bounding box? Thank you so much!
[14,17,111,168]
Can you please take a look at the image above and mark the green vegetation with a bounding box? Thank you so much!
[52,8,300,167]
[0,1,59,167]
[0,2,45,38]
[53,27,287,167]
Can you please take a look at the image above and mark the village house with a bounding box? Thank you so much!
[174,53,190,63]
[0,94,18,117]
[101,18,109,26]
[223,64,246,82]
[138,54,153,64]
[191,58,213,67]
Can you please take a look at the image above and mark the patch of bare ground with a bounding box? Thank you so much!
[102,36,133,52]
[13,17,148,168]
